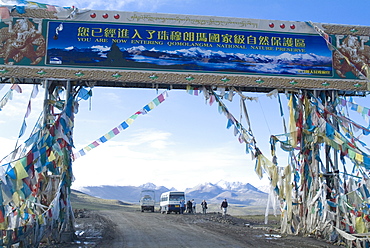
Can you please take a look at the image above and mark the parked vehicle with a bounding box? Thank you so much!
[139,190,155,212]
[159,191,185,214]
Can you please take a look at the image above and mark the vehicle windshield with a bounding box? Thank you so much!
[169,195,185,201]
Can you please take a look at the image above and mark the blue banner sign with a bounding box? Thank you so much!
[46,21,333,78]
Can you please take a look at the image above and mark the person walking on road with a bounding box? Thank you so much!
[201,199,208,215]
[221,199,228,216]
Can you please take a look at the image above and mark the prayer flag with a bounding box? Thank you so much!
[209,95,215,106]
[120,122,129,129]
[84,146,92,151]
[364,156,370,169]
[47,5,57,11]
[78,149,86,157]
[107,130,115,139]
[226,119,233,129]
[10,84,22,93]
[143,105,150,112]
[73,91,168,159]
[99,136,107,143]
[148,102,155,110]
[0,207,4,223]
[112,128,120,135]
[25,101,31,118]
[78,87,91,100]
[153,98,160,106]
[31,85,39,98]
[348,149,356,159]
[158,93,165,103]
[355,153,364,163]
[126,118,135,125]
[6,166,16,180]
[18,120,27,138]
[325,123,335,139]
[48,151,56,162]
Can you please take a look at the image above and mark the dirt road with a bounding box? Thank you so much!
[98,211,250,247]
[91,209,340,248]
[39,191,342,248]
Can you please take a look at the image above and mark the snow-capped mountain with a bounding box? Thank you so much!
[47,43,331,76]
[75,181,269,206]
[126,45,146,53]
[214,180,260,191]
[140,182,176,191]
[257,185,271,193]
[185,181,267,205]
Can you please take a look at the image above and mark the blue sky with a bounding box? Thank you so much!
[1,0,370,190]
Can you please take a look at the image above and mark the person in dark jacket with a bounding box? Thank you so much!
[220,199,228,216]
[201,199,208,214]
[186,200,193,213]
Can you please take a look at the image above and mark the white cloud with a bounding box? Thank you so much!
[128,129,173,149]
[0,85,276,191]
[70,127,265,190]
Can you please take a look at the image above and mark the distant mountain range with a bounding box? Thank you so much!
[75,180,269,206]
[47,44,332,76]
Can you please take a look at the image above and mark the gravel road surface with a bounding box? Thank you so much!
[41,208,342,248]
[94,209,340,248]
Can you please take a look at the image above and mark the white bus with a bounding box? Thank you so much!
[159,191,185,214]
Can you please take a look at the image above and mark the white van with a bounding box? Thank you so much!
[159,191,185,214]
[139,190,155,212]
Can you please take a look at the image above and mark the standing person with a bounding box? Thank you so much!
[192,199,196,214]
[180,199,185,214]
[186,200,193,213]
[220,199,228,216]
[201,200,208,215]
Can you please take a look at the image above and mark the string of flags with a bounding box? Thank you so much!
[0,84,77,246]
[269,92,370,245]
[188,86,370,245]
[72,90,168,160]
[1,77,370,246]
[340,97,370,123]
[0,1,58,19]
[17,85,39,139]
[0,84,40,142]
[186,85,201,96]
[0,84,22,111]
